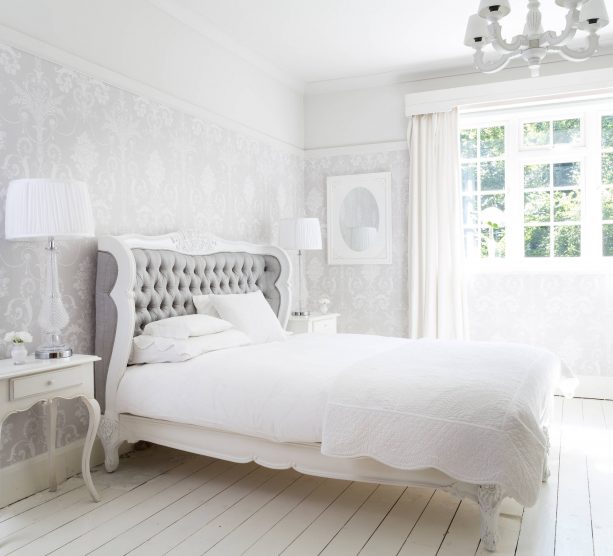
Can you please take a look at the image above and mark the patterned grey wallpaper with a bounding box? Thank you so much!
[0,44,303,468]
[305,148,613,378]
[304,150,410,337]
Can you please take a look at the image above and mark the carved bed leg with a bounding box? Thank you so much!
[478,484,504,552]
[542,426,551,482]
[97,416,121,472]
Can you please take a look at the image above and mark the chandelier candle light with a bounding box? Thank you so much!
[4,179,95,359]
[465,0,609,77]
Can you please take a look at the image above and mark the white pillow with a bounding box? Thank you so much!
[192,294,218,317]
[129,328,252,364]
[143,314,232,340]
[211,291,286,344]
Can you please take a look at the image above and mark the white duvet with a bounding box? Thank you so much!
[117,334,567,506]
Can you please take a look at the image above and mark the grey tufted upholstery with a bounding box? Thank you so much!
[132,249,281,335]
[94,248,282,411]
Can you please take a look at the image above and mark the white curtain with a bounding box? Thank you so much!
[407,108,467,340]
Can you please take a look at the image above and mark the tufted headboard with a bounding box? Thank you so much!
[95,232,291,416]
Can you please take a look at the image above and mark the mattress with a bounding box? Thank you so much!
[116,333,406,443]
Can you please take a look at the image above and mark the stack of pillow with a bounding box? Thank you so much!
[129,290,286,364]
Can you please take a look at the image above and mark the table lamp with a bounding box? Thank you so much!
[278,217,322,316]
[5,179,95,358]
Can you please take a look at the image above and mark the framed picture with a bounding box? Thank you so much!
[326,172,392,265]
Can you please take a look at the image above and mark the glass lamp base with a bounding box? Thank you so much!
[35,345,73,359]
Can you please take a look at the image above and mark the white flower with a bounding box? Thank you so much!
[3,330,32,344]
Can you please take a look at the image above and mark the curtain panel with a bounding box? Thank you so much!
[407,109,467,340]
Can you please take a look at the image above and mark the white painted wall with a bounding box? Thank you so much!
[305,53,613,149]
[0,0,304,149]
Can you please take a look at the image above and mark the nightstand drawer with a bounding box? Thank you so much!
[312,318,337,334]
[10,366,85,401]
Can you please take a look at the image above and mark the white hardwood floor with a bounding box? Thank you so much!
[0,397,611,556]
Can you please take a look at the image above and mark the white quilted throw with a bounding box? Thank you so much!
[321,340,567,506]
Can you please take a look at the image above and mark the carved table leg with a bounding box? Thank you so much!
[47,398,58,492]
[98,415,122,473]
[478,484,504,552]
[81,397,101,502]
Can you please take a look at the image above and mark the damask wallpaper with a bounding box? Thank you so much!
[305,149,613,379]
[304,150,410,337]
[0,44,303,468]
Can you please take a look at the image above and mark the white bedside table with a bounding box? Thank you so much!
[286,313,339,335]
[0,354,101,502]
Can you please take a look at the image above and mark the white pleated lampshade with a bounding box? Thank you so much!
[5,179,95,240]
[278,217,322,250]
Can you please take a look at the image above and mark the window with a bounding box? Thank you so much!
[459,100,612,263]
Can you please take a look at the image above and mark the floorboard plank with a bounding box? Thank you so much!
[583,399,613,556]
[205,474,324,556]
[37,456,215,556]
[243,478,350,556]
[397,489,460,556]
[474,514,521,556]
[554,398,594,556]
[436,500,481,556]
[515,396,563,556]
[359,487,434,556]
[168,469,301,555]
[282,482,377,556]
[127,464,272,556]
[320,484,404,555]
[88,459,236,556]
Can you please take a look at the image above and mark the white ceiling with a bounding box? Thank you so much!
[156,0,613,86]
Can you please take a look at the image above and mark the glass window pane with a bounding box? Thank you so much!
[554,226,581,257]
[602,188,613,220]
[553,118,581,145]
[480,126,505,157]
[463,195,478,226]
[603,115,613,149]
[603,153,613,185]
[553,162,581,187]
[554,190,581,222]
[525,226,550,257]
[523,121,550,146]
[481,193,505,212]
[460,128,478,159]
[524,192,550,223]
[480,161,505,191]
[462,163,477,193]
[464,228,480,257]
[603,224,613,256]
[524,163,550,188]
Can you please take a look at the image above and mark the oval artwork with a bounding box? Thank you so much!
[339,186,379,252]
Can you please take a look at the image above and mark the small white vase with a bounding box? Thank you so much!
[11,344,28,365]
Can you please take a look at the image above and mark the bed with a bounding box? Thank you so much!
[95,231,563,552]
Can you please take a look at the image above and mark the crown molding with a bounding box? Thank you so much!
[304,140,407,159]
[305,47,613,96]
[146,0,304,93]
[0,25,304,154]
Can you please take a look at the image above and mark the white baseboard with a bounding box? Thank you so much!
[574,375,613,400]
[0,440,130,508]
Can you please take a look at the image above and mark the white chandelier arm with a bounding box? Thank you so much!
[541,7,579,47]
[487,20,525,52]
[550,32,600,62]
[473,48,520,74]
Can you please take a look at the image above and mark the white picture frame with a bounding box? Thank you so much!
[326,172,392,265]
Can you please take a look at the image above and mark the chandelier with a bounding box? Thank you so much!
[464,0,610,77]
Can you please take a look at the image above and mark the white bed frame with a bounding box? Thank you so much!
[96,231,527,552]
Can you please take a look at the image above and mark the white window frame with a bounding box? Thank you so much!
[460,98,613,271]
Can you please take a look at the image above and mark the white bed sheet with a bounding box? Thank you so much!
[116,334,405,443]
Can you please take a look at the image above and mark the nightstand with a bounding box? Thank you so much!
[0,354,101,502]
[286,313,339,335]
